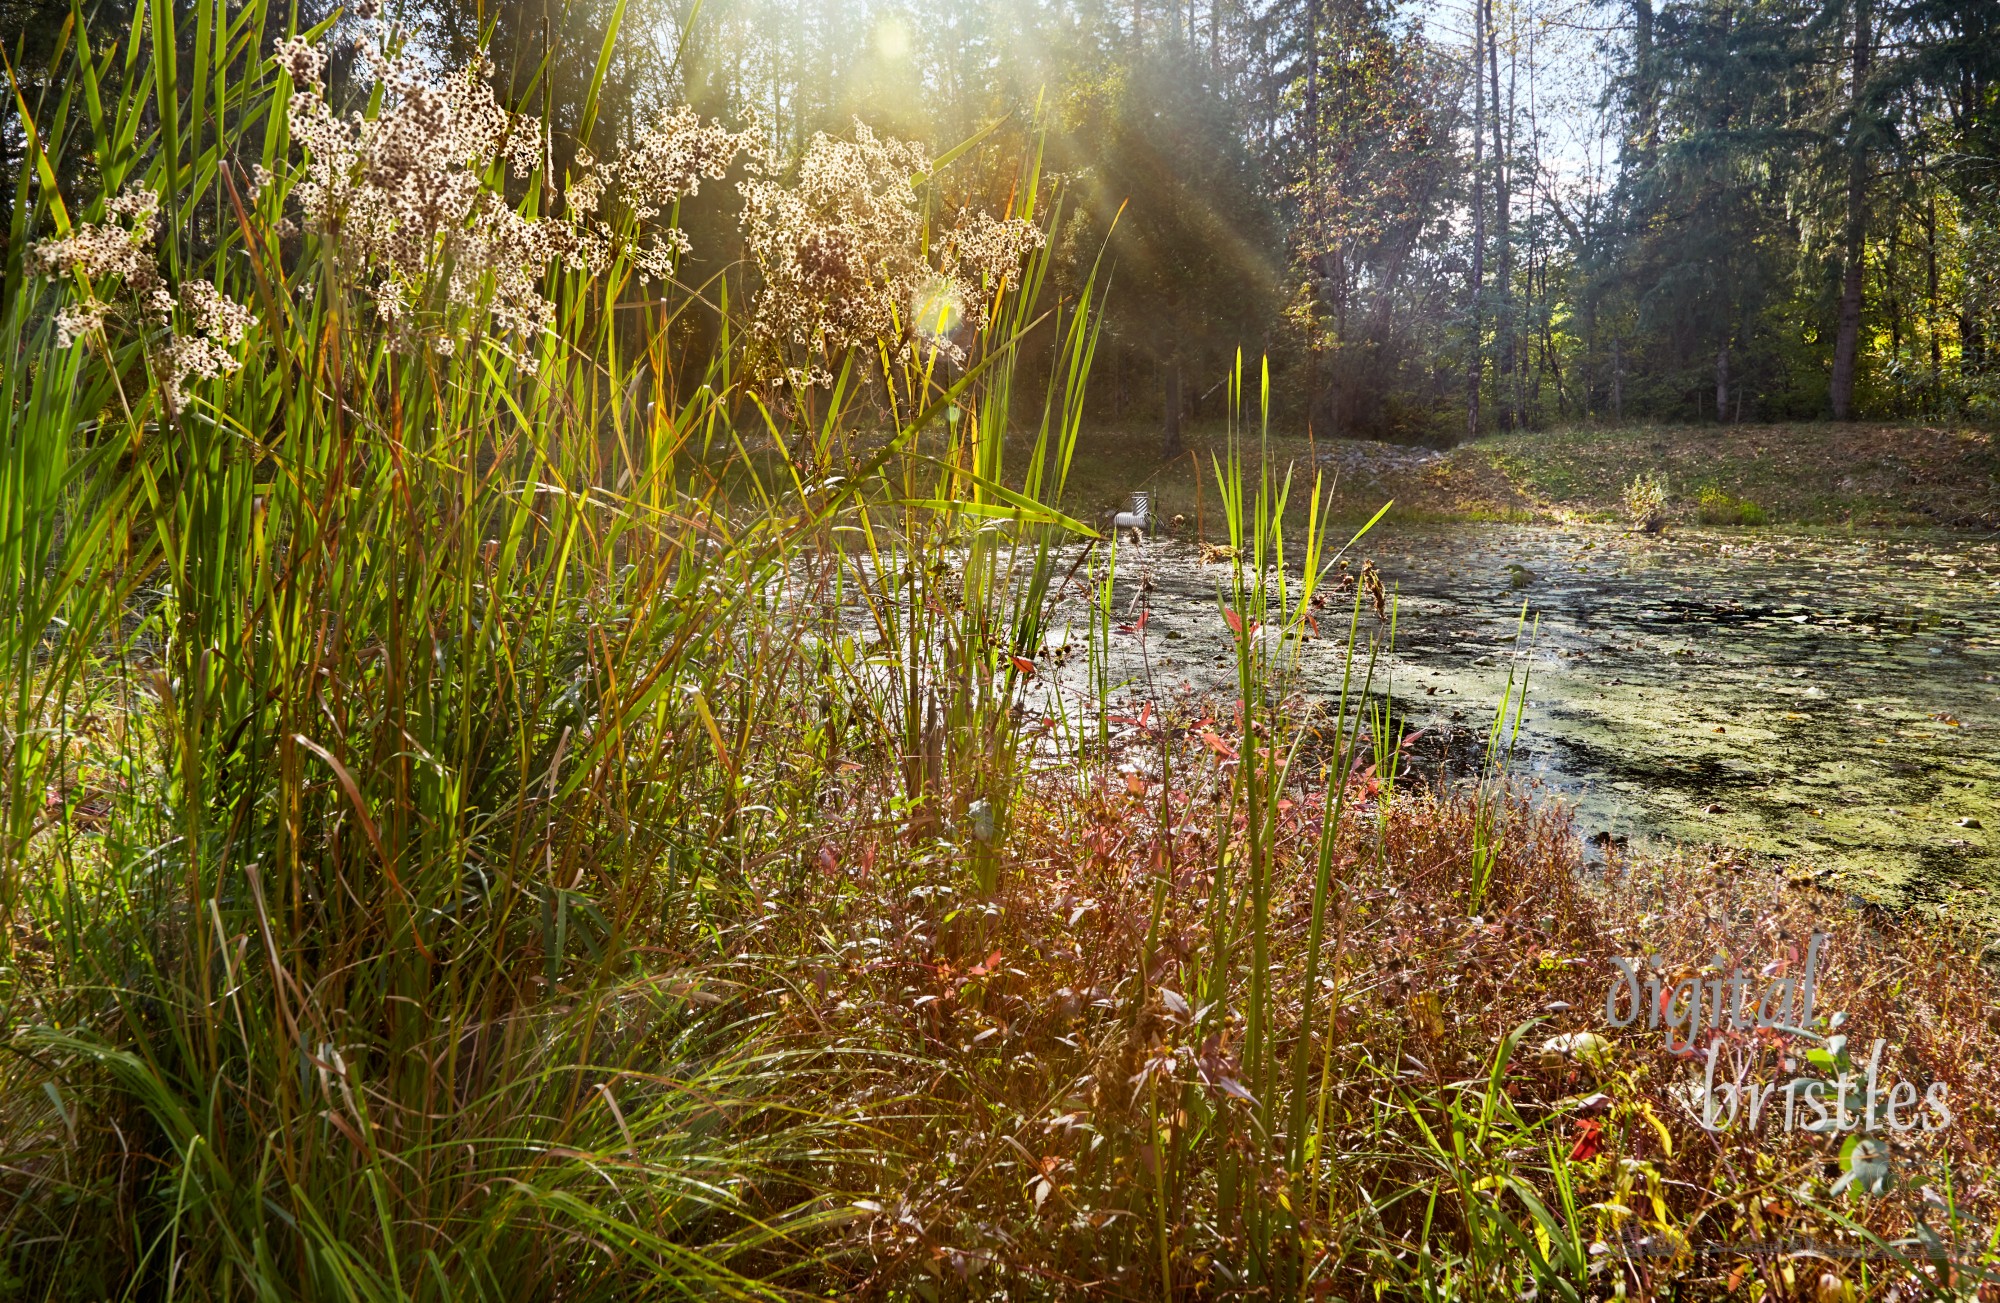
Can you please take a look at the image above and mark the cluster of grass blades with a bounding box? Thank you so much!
[0,1,1105,1296]
[1175,366,1558,1297]
[1008,366,1619,1297]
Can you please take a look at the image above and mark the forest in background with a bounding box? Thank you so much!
[5,0,1995,444]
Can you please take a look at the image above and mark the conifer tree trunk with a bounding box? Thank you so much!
[1829,0,1872,420]
[1633,0,1658,163]
[1489,0,1514,430]
[1926,194,1942,398]
[1582,297,1598,418]
[1466,0,1486,439]
[1611,337,1623,422]
[1305,0,1323,429]
[1715,343,1729,421]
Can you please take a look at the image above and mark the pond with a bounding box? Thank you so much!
[1067,523,2000,906]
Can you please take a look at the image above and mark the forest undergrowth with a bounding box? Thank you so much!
[2,5,1997,1300]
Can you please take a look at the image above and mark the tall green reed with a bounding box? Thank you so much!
[0,3,1100,1295]
[1467,605,1535,916]
[805,167,1105,889]
[1182,351,1391,1291]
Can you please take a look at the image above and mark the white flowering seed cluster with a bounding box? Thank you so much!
[165,278,261,400]
[33,22,1044,410]
[281,35,562,360]
[570,106,769,282]
[277,23,761,365]
[30,186,260,411]
[738,122,1044,390]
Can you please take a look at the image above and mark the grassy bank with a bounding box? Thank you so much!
[1476,424,2000,530]
[1053,422,1999,532]
[4,7,1998,1301]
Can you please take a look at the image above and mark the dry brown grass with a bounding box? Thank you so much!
[735,702,2000,1299]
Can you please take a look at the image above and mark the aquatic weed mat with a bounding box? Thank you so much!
[1030,525,2000,908]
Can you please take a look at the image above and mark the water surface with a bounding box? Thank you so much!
[1072,523,2000,903]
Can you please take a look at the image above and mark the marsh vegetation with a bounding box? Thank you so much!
[2,3,1998,1301]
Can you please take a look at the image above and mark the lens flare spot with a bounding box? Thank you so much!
[911,280,964,343]
[876,16,911,61]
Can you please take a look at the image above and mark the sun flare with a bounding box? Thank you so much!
[910,277,964,342]
[874,14,910,61]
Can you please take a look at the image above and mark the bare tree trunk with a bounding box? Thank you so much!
[1162,355,1184,457]
[1829,0,1872,421]
[1611,337,1623,423]
[1466,0,1486,440]
[1305,0,1323,431]
[1583,299,1598,419]
[1715,343,1729,421]
[1926,193,1942,404]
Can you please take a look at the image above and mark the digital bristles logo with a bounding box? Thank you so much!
[1603,932,1952,1196]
